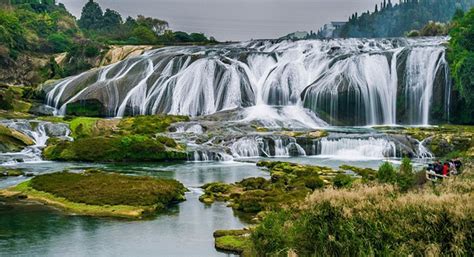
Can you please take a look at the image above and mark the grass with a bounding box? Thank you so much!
[249,162,474,256]
[0,171,187,219]
[29,171,187,206]
[69,117,100,138]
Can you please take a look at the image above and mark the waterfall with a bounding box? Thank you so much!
[318,137,397,159]
[417,139,434,159]
[0,120,71,165]
[405,47,448,125]
[229,136,308,158]
[230,138,261,158]
[45,37,450,127]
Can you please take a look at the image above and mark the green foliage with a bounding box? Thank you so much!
[251,211,292,256]
[132,25,157,44]
[332,174,353,188]
[448,8,474,124]
[118,115,189,135]
[78,0,103,30]
[46,33,72,52]
[238,177,270,191]
[377,159,417,192]
[201,162,337,214]
[377,162,397,183]
[43,135,187,162]
[29,171,186,207]
[0,9,27,51]
[102,8,122,30]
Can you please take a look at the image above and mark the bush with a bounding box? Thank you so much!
[303,176,325,190]
[46,33,72,52]
[251,211,291,256]
[84,45,101,57]
[333,174,353,188]
[377,162,397,184]
[238,177,269,191]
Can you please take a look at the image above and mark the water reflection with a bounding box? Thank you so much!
[0,161,267,257]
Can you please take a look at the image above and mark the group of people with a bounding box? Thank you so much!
[426,158,462,179]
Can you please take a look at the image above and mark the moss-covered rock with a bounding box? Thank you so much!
[200,161,343,216]
[66,100,107,117]
[378,125,474,158]
[43,115,190,162]
[0,168,25,177]
[43,135,187,162]
[0,125,34,152]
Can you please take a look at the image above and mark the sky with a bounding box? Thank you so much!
[60,0,380,41]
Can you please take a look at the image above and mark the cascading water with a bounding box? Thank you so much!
[405,47,448,125]
[44,37,450,127]
[0,120,71,165]
[318,137,397,159]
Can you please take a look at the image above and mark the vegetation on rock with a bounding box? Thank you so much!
[43,115,188,162]
[200,161,343,216]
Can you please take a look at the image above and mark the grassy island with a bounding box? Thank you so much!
[0,170,187,219]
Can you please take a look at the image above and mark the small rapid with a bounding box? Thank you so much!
[0,120,71,165]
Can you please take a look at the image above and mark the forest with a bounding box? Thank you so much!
[335,0,474,38]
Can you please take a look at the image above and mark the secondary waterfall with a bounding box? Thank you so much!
[0,120,71,165]
[44,37,450,127]
[318,137,397,159]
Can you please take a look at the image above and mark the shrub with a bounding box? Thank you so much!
[333,174,353,188]
[238,177,269,191]
[46,33,72,52]
[303,176,325,190]
[251,211,291,256]
[377,162,397,184]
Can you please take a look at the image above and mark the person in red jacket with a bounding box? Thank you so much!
[442,162,449,176]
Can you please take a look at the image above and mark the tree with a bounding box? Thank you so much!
[173,31,192,42]
[190,33,208,42]
[132,25,156,44]
[136,15,168,35]
[449,8,474,123]
[78,0,103,30]
[102,8,122,30]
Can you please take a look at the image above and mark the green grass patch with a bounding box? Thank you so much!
[69,117,100,138]
[29,171,187,207]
